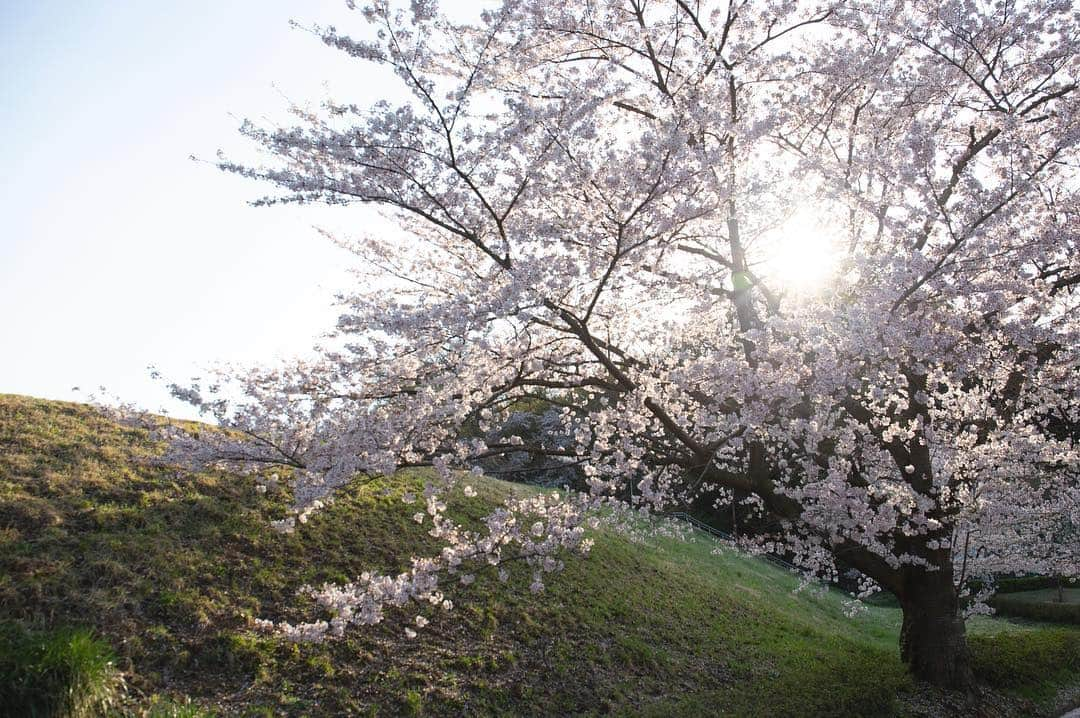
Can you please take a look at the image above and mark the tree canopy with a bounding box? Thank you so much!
[164,0,1080,688]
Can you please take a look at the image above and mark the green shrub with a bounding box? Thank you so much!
[404,689,423,716]
[970,628,1080,689]
[990,594,1080,624]
[998,576,1078,594]
[969,575,1078,595]
[0,623,125,718]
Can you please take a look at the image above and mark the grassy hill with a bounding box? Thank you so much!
[1,394,1078,717]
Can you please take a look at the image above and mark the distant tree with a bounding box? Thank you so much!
[167,0,1080,688]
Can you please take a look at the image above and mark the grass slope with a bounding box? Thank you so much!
[1,394,1078,717]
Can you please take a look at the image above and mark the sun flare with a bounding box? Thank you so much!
[759,209,842,296]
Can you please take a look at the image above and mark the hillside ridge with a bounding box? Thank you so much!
[1,394,1078,717]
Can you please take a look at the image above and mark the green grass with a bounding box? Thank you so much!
[0,623,125,718]
[1,393,1079,716]
[970,628,1080,700]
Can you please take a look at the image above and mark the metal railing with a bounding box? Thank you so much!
[668,511,733,540]
[666,511,802,573]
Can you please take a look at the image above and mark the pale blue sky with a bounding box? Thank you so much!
[0,1,833,420]
[0,1,411,417]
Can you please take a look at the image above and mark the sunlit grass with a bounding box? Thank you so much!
[0,623,125,718]
[1,393,1078,716]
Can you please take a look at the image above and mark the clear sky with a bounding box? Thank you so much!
[0,1,413,418]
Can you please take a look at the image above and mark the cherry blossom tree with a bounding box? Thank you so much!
[166,0,1080,688]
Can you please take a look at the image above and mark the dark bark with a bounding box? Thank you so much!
[897,565,975,690]
[694,473,978,689]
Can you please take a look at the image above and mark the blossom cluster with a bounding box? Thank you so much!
[153,0,1080,641]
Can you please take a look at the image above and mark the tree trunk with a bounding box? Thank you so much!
[898,566,975,690]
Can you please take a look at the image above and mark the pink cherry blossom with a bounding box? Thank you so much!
[153,0,1080,690]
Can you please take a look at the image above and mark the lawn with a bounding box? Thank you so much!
[1,394,1078,717]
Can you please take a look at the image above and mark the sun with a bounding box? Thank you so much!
[758,208,842,296]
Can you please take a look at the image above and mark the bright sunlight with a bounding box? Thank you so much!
[758,207,842,296]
